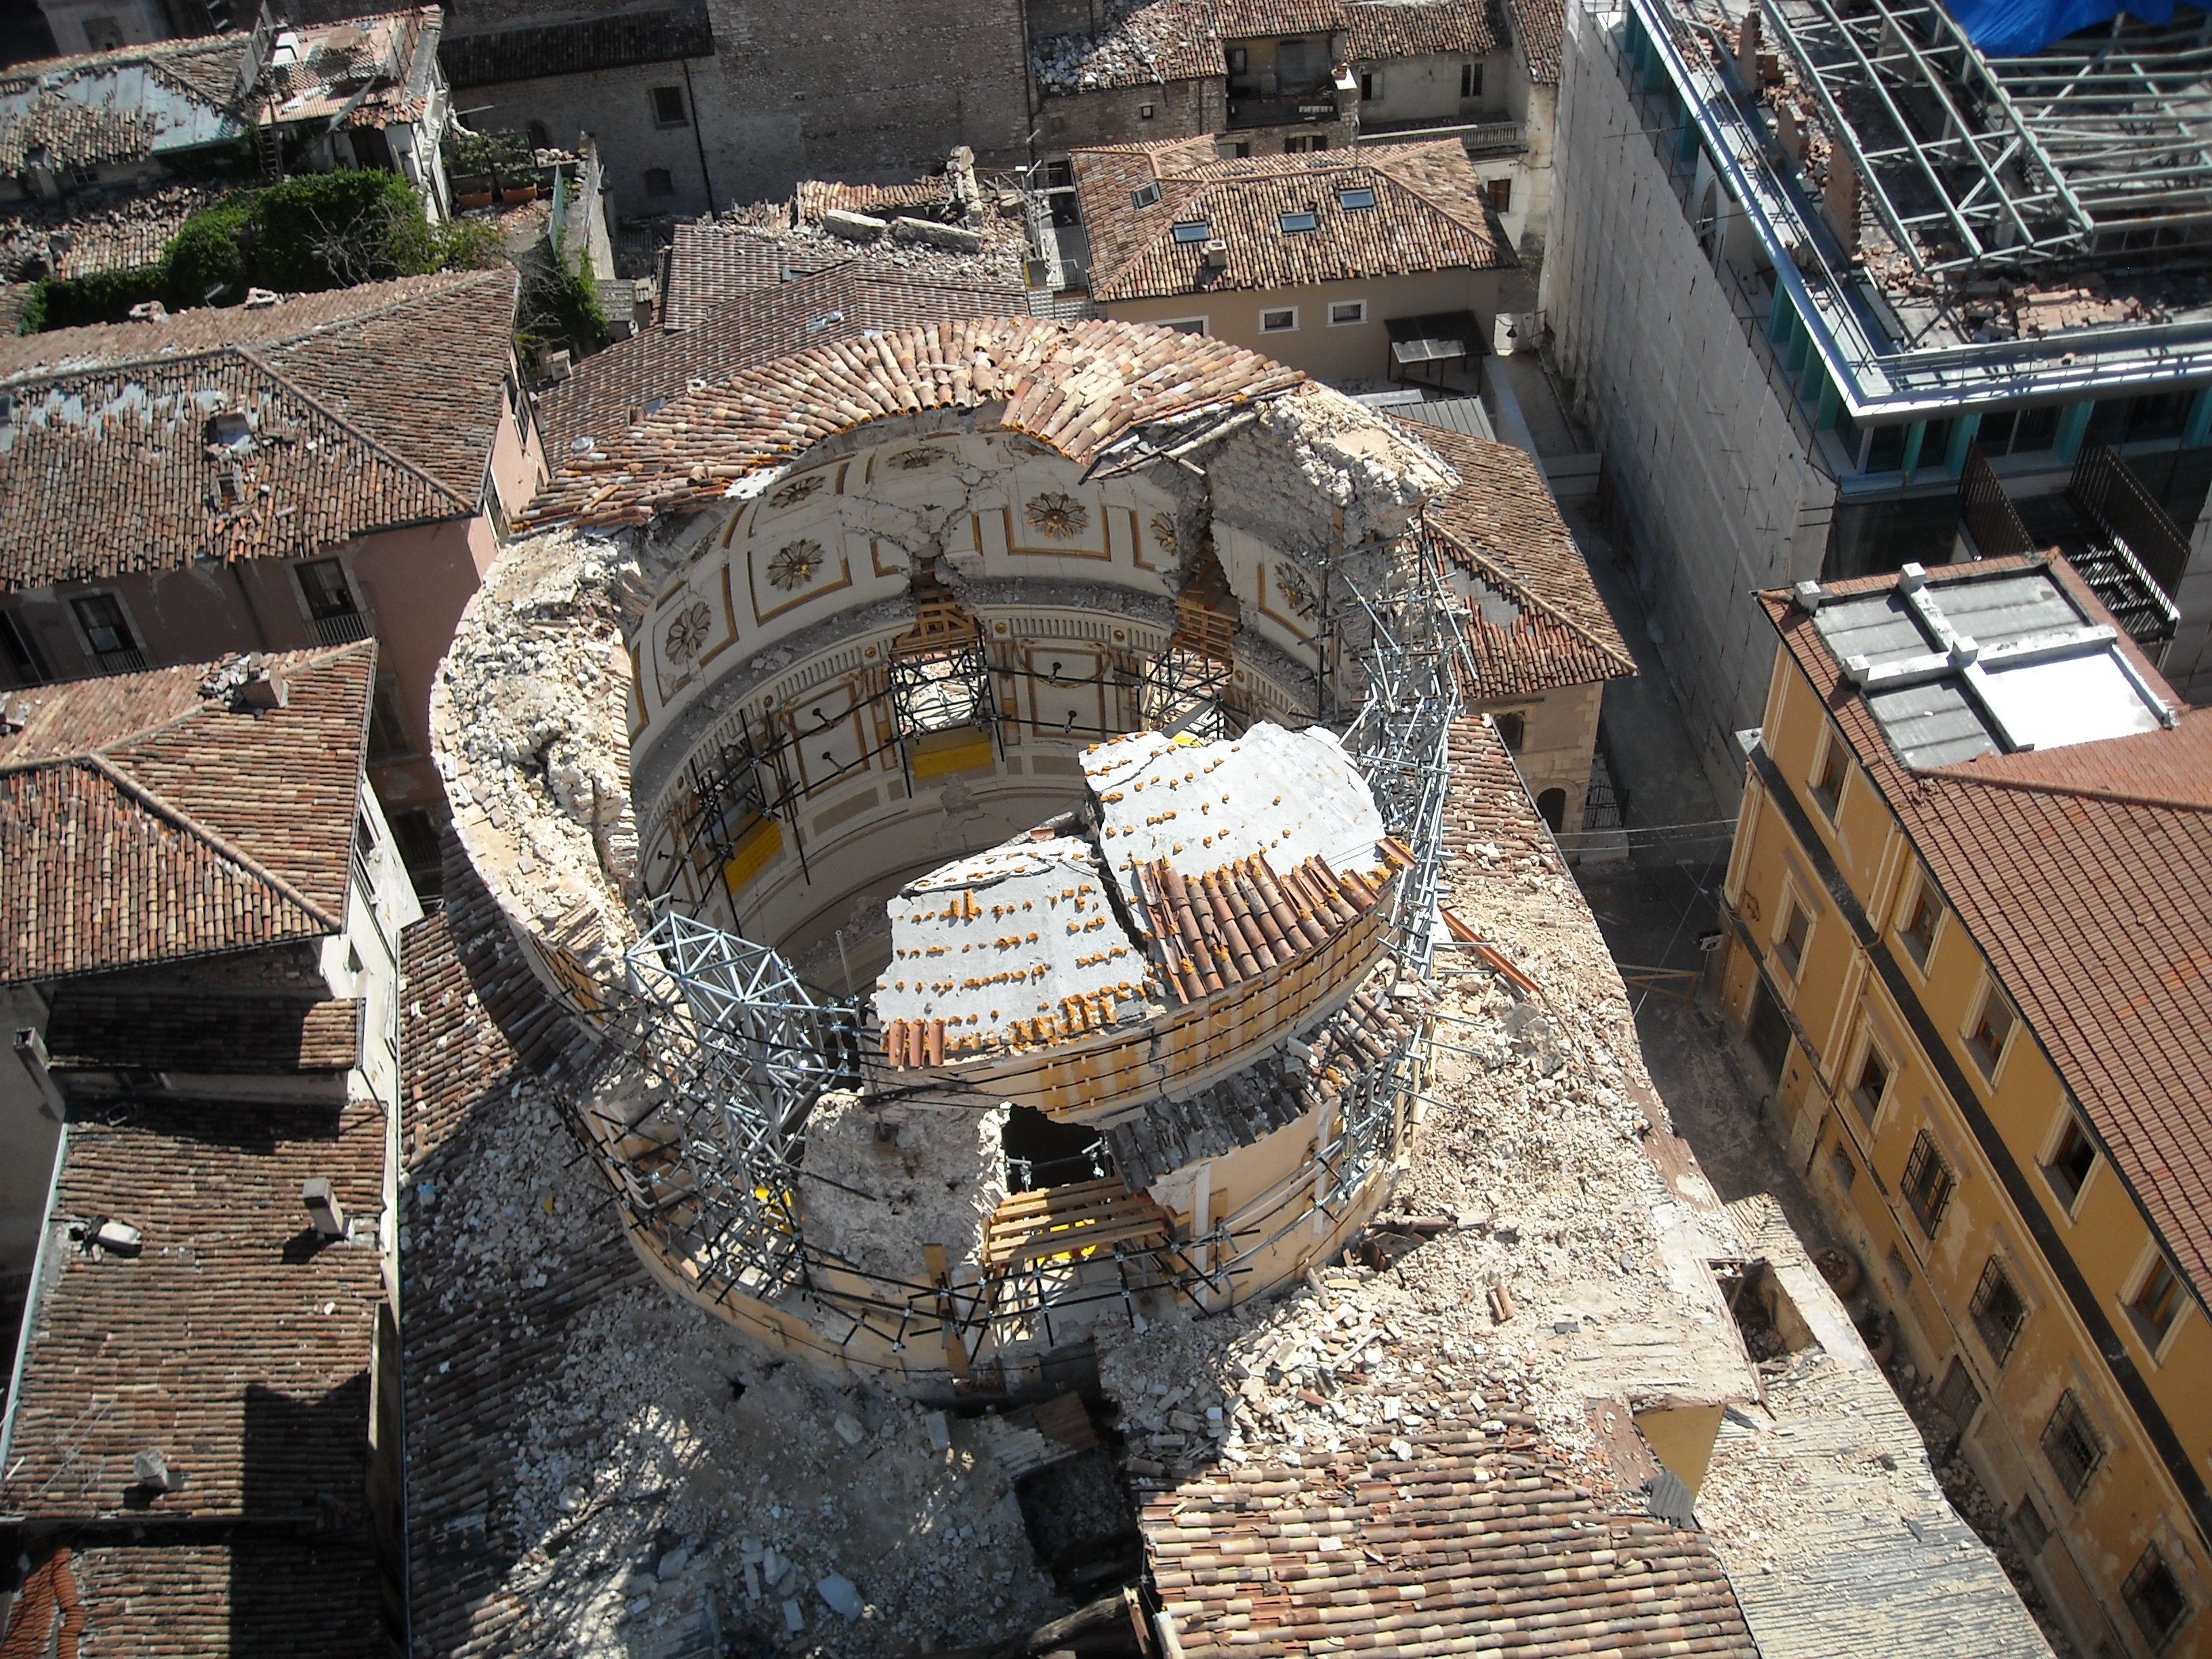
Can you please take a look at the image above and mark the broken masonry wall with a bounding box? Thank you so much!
[801,1091,1010,1284]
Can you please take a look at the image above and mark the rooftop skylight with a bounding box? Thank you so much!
[1279,208,1319,233]
[1336,186,1376,209]
[1170,220,1213,244]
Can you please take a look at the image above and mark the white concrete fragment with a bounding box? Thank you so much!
[891,216,984,252]
[822,209,889,242]
[817,1575,864,1620]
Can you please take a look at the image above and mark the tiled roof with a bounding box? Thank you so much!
[0,270,516,586]
[401,848,640,1656]
[62,1538,388,1659]
[0,36,247,172]
[440,1,712,88]
[520,316,1307,529]
[660,222,839,331]
[1074,139,1513,304]
[1763,558,2212,1300]
[1503,0,1563,81]
[0,1092,388,1522]
[0,181,220,284]
[1146,1397,1756,1656]
[44,987,360,1072]
[1347,0,1505,59]
[0,645,371,985]
[539,264,1029,455]
[1033,0,1225,93]
[1414,422,1635,697]
[1213,0,1348,35]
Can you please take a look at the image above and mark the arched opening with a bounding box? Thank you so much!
[1494,710,1526,751]
[1536,787,1567,831]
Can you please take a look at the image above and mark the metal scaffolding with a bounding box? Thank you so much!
[1761,0,2212,276]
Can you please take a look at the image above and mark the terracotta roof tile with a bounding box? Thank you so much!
[659,222,839,331]
[1034,0,1225,92]
[44,987,361,1072]
[1147,1401,1756,1656]
[1213,0,1347,35]
[1761,558,2212,1300]
[0,271,516,586]
[0,1093,388,1522]
[1504,0,1563,81]
[1414,422,1635,697]
[0,644,372,983]
[63,1538,387,1658]
[1074,138,1512,304]
[520,315,1307,530]
[0,181,222,285]
[1347,0,1505,60]
[539,264,1028,455]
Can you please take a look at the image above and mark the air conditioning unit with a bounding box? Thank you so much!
[1202,240,1229,268]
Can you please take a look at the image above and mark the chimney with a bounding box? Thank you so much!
[134,1448,173,1492]
[239,663,289,710]
[1202,240,1230,269]
[14,1028,65,1120]
[302,1178,347,1239]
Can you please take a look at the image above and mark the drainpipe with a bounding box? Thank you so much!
[680,56,716,211]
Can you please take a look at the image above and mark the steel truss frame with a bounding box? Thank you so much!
[1761,0,2212,277]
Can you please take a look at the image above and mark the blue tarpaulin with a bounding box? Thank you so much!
[1942,0,2175,58]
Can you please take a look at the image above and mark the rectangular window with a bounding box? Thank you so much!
[1776,895,1811,979]
[1159,316,1209,335]
[2009,1496,2050,1555]
[1850,1040,1891,1123]
[367,672,413,761]
[1828,1139,1857,1191]
[71,593,144,673]
[651,85,689,127]
[1934,1355,1982,1436]
[1902,1130,1955,1235]
[1278,208,1318,233]
[1170,221,1213,244]
[1885,1242,1912,1290]
[1966,984,2015,1078]
[1284,134,1326,152]
[1811,733,1847,817]
[1898,876,1939,966]
[1336,188,1375,211]
[298,558,370,644]
[1359,70,1381,100]
[1,611,49,685]
[2123,1543,2191,1652]
[1969,1256,2027,1364]
[1131,181,1163,209]
[2039,1389,2104,1500]
[2043,1113,2097,1211]
[1139,102,1156,119]
[1866,423,1909,473]
[2012,403,2060,452]
[644,167,675,199]
[1493,710,1525,752]
[1227,45,1248,73]
[2129,1255,2185,1353]
[1259,307,1297,332]
[1328,299,1367,325]
[1460,62,1481,98]
[1486,176,1513,212]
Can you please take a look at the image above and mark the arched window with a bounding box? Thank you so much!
[1493,710,1525,751]
[1536,787,1566,831]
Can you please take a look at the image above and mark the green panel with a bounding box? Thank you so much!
[1944,413,1981,474]
[2053,400,2093,464]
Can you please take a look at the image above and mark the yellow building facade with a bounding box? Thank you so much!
[1718,558,2212,1659]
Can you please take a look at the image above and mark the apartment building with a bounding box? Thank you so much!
[1069,136,1515,376]
[1545,0,2212,806]
[0,269,544,863]
[1720,554,2209,1658]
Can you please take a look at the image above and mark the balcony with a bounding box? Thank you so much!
[311,610,373,647]
[1357,115,1526,156]
[91,647,148,676]
[1226,93,1340,129]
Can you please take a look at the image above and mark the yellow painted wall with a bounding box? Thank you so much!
[1721,647,2212,1659]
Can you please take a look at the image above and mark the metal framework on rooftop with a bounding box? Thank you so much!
[1761,0,2212,278]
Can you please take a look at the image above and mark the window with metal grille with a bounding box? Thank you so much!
[2039,1389,2104,1500]
[1260,306,1298,332]
[1902,1130,1954,1235]
[651,85,688,127]
[2129,1255,2185,1353]
[1,611,49,685]
[1934,1356,1981,1437]
[2009,1495,2050,1555]
[2043,1113,2097,1210]
[1776,895,1811,978]
[71,593,144,673]
[2123,1543,2191,1652]
[298,559,371,644]
[1851,1040,1891,1123]
[1969,1256,2026,1364]
[1898,874,1939,966]
[1828,1139,1856,1191]
[1967,983,2015,1077]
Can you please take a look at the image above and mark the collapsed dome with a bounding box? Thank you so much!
[432,317,1470,1398]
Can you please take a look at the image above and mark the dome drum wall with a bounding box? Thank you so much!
[434,323,1469,1400]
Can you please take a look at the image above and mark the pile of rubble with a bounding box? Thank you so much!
[1032,0,1216,94]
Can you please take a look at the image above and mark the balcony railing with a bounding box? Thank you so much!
[1357,116,1525,155]
[311,610,373,646]
[91,647,148,676]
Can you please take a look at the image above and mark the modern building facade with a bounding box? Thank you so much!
[1546,0,2212,804]
[1719,555,2211,1659]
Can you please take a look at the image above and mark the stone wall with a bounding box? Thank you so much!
[1038,77,1225,152]
[1543,5,1835,806]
